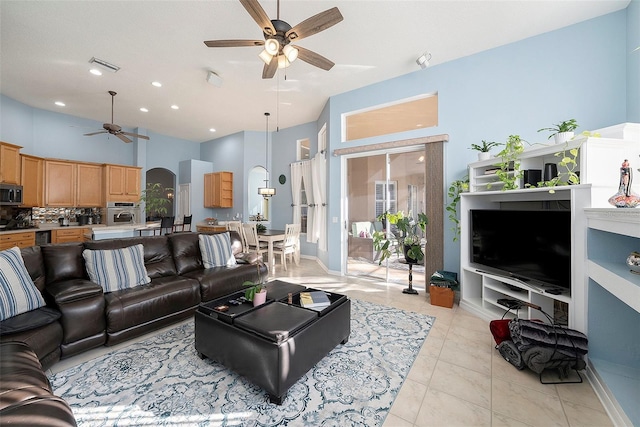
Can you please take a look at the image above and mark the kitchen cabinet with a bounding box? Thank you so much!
[0,231,35,250]
[44,159,76,207]
[0,142,22,184]
[76,162,103,207]
[104,164,141,203]
[51,227,85,244]
[20,154,44,207]
[204,171,233,208]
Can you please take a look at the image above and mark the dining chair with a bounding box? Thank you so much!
[242,223,268,259]
[272,223,301,271]
[154,216,175,235]
[226,221,245,251]
[173,215,192,232]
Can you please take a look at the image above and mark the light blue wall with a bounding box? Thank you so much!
[323,9,630,273]
[627,0,640,121]
[270,122,318,230]
[0,94,199,177]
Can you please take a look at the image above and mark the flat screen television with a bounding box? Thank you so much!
[470,209,571,293]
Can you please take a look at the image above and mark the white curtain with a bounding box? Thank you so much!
[311,152,327,251]
[290,162,303,225]
[301,160,314,243]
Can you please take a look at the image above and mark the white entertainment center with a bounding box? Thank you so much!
[459,124,640,425]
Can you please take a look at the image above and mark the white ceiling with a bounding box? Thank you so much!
[0,0,629,143]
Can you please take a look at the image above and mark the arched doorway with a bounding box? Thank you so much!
[145,168,175,220]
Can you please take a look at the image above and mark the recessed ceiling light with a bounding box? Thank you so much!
[170,105,179,110]
[151,81,162,88]
[54,101,65,107]
[89,68,102,76]
[209,128,216,132]
[140,107,149,112]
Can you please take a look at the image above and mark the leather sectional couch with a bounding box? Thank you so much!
[0,230,266,426]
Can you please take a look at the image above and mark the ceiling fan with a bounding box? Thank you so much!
[204,0,343,79]
[84,91,150,143]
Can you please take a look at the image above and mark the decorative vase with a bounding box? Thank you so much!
[554,132,574,144]
[626,251,640,274]
[478,152,491,161]
[403,244,421,264]
[253,289,267,306]
[608,159,640,208]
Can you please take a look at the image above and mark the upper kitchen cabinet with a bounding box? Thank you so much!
[76,162,103,207]
[0,142,22,184]
[104,164,141,203]
[44,159,76,207]
[204,171,233,208]
[20,154,44,207]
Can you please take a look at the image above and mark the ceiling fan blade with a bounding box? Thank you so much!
[294,46,335,71]
[239,0,276,36]
[116,134,132,143]
[84,131,107,136]
[286,7,343,41]
[121,132,150,141]
[204,39,264,48]
[262,59,277,79]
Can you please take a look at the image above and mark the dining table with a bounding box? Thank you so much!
[257,229,285,271]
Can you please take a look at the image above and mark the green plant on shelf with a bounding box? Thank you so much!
[469,140,501,153]
[446,176,469,241]
[537,119,578,139]
[489,134,525,191]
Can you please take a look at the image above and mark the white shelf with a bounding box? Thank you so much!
[585,206,640,426]
[468,137,640,200]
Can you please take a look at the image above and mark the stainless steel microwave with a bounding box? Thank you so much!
[0,184,23,206]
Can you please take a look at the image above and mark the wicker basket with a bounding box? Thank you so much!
[429,285,454,308]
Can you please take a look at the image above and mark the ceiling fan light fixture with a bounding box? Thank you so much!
[258,49,273,65]
[264,38,280,55]
[283,45,298,62]
[277,55,291,69]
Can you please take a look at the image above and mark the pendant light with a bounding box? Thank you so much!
[258,112,276,198]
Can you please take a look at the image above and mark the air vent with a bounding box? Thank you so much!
[88,57,120,73]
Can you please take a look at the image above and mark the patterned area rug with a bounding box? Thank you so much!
[50,299,434,426]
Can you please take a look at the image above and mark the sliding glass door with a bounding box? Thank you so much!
[345,147,426,285]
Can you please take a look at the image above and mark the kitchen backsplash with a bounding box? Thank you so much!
[0,206,102,226]
[31,207,101,224]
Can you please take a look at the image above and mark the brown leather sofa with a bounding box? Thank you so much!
[0,230,266,425]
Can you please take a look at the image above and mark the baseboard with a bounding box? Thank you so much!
[585,360,633,427]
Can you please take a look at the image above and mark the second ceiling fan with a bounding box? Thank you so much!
[204,0,343,79]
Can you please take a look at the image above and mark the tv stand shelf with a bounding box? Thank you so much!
[463,268,566,323]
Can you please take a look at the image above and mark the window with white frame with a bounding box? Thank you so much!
[297,138,310,161]
[375,181,397,217]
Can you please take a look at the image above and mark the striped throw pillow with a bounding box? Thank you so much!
[199,233,237,268]
[83,244,151,293]
[0,246,46,321]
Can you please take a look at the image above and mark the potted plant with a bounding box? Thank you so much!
[490,134,525,191]
[470,140,501,161]
[373,211,428,265]
[243,264,267,306]
[140,182,173,221]
[538,119,578,144]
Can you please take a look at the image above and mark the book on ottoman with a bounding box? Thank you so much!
[300,291,331,310]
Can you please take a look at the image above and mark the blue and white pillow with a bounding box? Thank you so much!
[0,246,45,321]
[83,244,151,293]
[199,233,237,268]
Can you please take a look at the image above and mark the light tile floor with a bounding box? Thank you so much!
[50,258,613,427]
[273,259,613,427]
